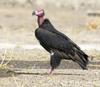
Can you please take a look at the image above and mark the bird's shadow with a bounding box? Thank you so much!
[0,60,100,78]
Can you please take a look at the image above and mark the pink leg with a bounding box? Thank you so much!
[48,68,54,74]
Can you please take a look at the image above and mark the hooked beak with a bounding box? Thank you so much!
[32,11,35,16]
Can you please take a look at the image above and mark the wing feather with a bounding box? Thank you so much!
[35,28,73,53]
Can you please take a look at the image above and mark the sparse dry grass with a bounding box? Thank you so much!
[0,49,27,87]
[0,50,13,69]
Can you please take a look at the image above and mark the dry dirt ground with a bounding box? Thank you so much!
[0,7,100,87]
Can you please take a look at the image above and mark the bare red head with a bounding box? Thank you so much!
[32,9,45,26]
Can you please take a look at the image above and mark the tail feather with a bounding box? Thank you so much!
[68,49,89,70]
[77,51,89,64]
[75,50,89,69]
[78,50,89,63]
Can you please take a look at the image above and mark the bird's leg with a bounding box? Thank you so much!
[48,68,54,74]
[49,51,62,75]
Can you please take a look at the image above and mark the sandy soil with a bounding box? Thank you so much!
[0,49,100,87]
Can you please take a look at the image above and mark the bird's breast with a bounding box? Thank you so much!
[35,29,41,40]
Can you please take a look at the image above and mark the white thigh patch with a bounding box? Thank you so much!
[50,51,54,56]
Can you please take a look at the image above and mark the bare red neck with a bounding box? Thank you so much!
[37,16,44,26]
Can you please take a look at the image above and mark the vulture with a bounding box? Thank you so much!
[32,9,89,74]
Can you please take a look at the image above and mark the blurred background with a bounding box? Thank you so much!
[0,0,100,45]
[0,0,100,87]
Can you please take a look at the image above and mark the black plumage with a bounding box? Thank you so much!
[33,9,89,73]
